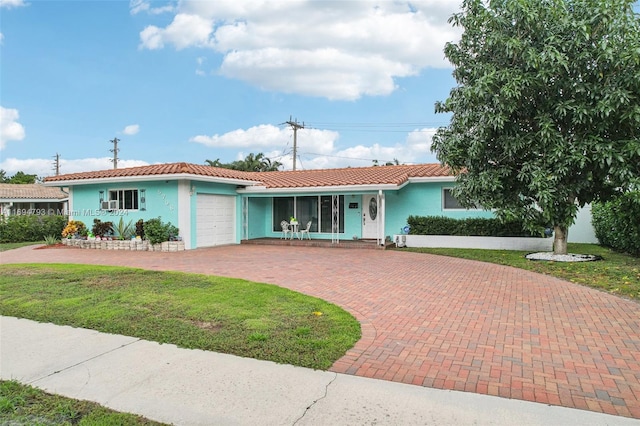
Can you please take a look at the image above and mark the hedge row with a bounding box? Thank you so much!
[406,215,541,237]
[592,192,640,256]
[0,215,68,243]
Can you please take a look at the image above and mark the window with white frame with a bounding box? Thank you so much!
[109,189,139,210]
[443,188,480,210]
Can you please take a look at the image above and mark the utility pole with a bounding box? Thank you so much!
[286,116,304,171]
[52,153,60,176]
[109,137,120,169]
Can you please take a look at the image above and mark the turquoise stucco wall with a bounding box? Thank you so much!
[344,195,362,239]
[68,180,179,232]
[384,182,494,237]
[247,197,269,239]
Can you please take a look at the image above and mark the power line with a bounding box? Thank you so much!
[305,121,448,128]
[311,129,437,133]
[299,151,409,164]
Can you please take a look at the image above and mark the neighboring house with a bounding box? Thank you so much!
[0,183,68,217]
[568,204,598,244]
[42,162,596,248]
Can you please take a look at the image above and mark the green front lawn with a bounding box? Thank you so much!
[400,243,640,300]
[0,241,44,251]
[0,264,360,370]
[0,380,166,425]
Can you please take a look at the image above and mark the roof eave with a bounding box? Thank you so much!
[43,173,261,187]
[0,197,68,202]
[238,183,400,194]
[408,176,456,183]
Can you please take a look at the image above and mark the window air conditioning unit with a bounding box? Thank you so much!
[101,200,118,210]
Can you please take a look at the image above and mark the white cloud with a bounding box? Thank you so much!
[122,124,140,135]
[191,124,441,170]
[0,106,26,150]
[191,124,338,151]
[195,56,206,76]
[129,0,175,15]
[138,0,461,100]
[0,0,27,9]
[0,157,150,178]
[140,13,214,50]
[0,33,4,44]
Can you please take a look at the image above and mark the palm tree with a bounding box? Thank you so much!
[204,159,224,167]
[205,153,282,172]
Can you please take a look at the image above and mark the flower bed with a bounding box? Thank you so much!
[62,238,185,252]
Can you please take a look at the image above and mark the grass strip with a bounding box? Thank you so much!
[400,243,639,299]
[0,241,44,251]
[0,380,167,425]
[0,264,360,370]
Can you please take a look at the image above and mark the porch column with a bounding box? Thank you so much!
[242,196,248,240]
[378,190,385,246]
[331,195,340,244]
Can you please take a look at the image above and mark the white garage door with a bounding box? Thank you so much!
[196,194,236,247]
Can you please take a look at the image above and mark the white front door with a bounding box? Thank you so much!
[362,194,378,239]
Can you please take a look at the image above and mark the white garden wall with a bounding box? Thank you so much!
[394,235,553,251]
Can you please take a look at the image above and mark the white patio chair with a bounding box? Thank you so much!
[299,220,312,240]
[280,220,291,239]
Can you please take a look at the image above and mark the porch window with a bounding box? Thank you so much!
[272,195,343,233]
[109,189,139,210]
[273,197,294,229]
[296,196,318,232]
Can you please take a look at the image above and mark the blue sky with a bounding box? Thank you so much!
[3,1,478,176]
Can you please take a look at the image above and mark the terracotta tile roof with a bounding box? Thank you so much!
[43,162,453,188]
[0,184,68,200]
[255,164,453,188]
[44,162,257,183]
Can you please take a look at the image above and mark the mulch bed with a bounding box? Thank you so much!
[33,243,78,250]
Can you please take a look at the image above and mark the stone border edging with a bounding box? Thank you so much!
[61,239,185,252]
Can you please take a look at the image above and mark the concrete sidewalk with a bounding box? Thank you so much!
[2,316,637,426]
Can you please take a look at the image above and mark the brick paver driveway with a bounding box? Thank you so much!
[2,244,639,418]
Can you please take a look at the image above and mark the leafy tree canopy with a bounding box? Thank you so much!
[0,170,39,184]
[432,0,640,254]
[205,153,282,172]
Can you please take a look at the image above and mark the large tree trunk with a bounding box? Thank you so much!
[553,225,568,255]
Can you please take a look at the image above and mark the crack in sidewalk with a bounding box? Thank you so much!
[28,338,142,385]
[292,372,338,425]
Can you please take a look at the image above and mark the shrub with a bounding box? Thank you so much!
[113,217,135,240]
[43,235,59,245]
[61,220,87,238]
[0,215,68,243]
[592,192,640,256]
[406,215,540,237]
[143,217,179,245]
[135,219,145,239]
[91,219,113,237]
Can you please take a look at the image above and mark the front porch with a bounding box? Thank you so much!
[241,238,395,250]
